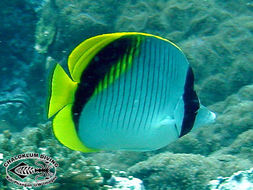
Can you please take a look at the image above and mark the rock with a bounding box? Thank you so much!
[128,153,220,190]
[35,0,123,60]
[210,129,253,161]
[207,168,253,190]
[108,176,145,190]
[0,0,45,131]
[128,152,252,190]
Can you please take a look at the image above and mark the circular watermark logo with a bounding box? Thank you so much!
[3,153,58,187]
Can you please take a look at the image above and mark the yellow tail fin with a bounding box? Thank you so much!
[47,64,78,118]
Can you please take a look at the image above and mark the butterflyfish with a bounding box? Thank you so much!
[47,32,215,152]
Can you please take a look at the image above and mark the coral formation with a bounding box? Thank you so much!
[207,168,253,190]
[0,123,144,189]
[127,152,251,190]
[1,0,252,189]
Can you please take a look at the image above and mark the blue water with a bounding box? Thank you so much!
[0,0,252,189]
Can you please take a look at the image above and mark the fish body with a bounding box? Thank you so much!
[47,32,215,152]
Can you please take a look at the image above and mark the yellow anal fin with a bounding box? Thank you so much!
[53,104,97,152]
[48,64,77,118]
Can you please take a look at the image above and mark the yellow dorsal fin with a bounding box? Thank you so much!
[53,104,97,152]
[47,64,78,118]
[68,32,182,83]
[68,33,125,82]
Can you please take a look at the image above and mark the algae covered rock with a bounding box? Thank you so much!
[128,152,220,190]
[0,0,43,131]
[35,0,123,60]
[210,129,253,161]
[35,3,56,54]
[89,151,150,171]
[128,152,252,190]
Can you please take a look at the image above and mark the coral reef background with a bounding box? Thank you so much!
[0,0,252,189]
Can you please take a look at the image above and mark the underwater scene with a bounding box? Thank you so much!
[0,0,253,189]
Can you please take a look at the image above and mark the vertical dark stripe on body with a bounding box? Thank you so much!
[121,44,133,129]
[137,38,151,130]
[72,36,138,131]
[105,67,115,130]
[132,38,145,130]
[125,60,137,130]
[95,85,102,117]
[162,46,170,112]
[101,73,109,124]
[143,38,155,129]
[155,41,166,120]
[179,67,200,137]
[116,52,127,129]
[125,38,140,130]
[111,55,124,129]
[169,47,174,99]
[114,37,141,130]
[149,39,161,126]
